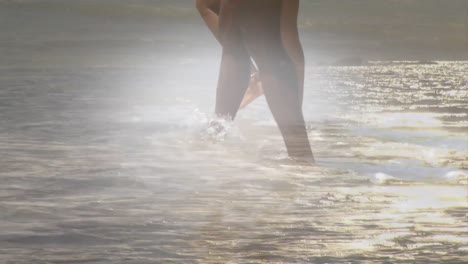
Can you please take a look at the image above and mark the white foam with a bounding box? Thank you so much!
[443,171,468,185]
[371,172,403,184]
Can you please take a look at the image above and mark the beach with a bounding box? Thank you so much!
[0,1,467,263]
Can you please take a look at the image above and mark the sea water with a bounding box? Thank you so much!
[0,1,467,263]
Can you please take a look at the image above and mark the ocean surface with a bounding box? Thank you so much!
[1,1,468,263]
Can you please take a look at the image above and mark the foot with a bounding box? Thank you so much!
[239,71,264,109]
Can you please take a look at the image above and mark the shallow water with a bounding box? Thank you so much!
[1,2,467,262]
[1,60,467,263]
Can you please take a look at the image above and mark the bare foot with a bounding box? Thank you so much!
[239,72,264,109]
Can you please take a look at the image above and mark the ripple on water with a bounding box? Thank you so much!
[1,62,467,263]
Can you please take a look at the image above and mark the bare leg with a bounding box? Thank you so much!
[240,0,305,109]
[233,0,314,160]
[240,0,306,109]
[197,0,305,110]
[239,71,263,109]
[196,0,222,42]
[280,0,305,104]
[215,2,251,119]
[197,0,263,109]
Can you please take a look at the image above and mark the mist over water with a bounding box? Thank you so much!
[1,1,467,263]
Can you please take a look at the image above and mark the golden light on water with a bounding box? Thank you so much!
[323,185,468,255]
[1,0,467,262]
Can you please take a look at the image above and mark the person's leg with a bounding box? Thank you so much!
[238,0,305,109]
[239,70,263,109]
[280,0,305,104]
[237,0,314,160]
[197,0,263,110]
[215,0,251,119]
[196,0,222,42]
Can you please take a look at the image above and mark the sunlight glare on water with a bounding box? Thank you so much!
[0,60,467,263]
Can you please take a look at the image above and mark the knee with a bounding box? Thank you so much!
[196,0,209,14]
[197,0,221,14]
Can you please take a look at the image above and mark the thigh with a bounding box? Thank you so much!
[234,0,284,66]
[196,0,220,12]
[220,0,282,39]
[209,0,221,14]
[215,0,251,117]
[218,0,240,45]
